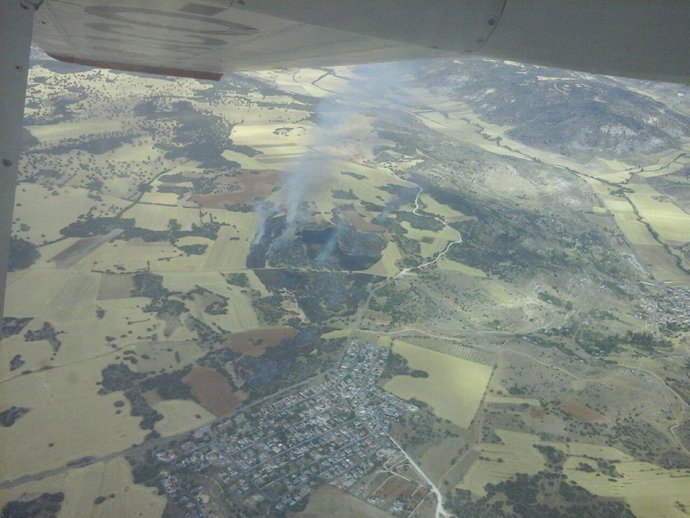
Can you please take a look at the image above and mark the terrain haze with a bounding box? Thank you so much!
[1,54,689,518]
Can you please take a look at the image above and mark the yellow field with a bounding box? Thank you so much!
[633,244,690,285]
[457,429,690,518]
[216,103,307,131]
[203,226,252,271]
[458,430,547,496]
[245,270,270,296]
[585,179,690,285]
[564,449,690,518]
[85,239,208,273]
[221,149,268,169]
[5,269,72,316]
[592,169,634,185]
[162,271,259,331]
[437,258,487,277]
[153,399,215,437]
[628,183,690,245]
[383,340,492,428]
[106,139,167,166]
[130,340,204,374]
[123,204,202,231]
[366,241,402,277]
[598,158,636,176]
[3,271,149,365]
[600,196,658,245]
[211,287,259,330]
[91,296,168,343]
[399,222,457,258]
[0,457,166,518]
[12,183,128,244]
[1,259,231,482]
[418,193,469,223]
[376,336,393,347]
[43,271,100,323]
[0,335,55,378]
[411,103,526,162]
[290,484,394,518]
[138,192,182,206]
[556,441,631,460]
[231,124,309,165]
[0,356,147,480]
[28,119,123,140]
[159,269,224,291]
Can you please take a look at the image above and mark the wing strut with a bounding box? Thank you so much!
[0,0,38,321]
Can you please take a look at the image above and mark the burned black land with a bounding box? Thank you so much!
[247,215,385,271]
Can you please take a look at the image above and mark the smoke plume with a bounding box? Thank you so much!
[251,61,423,246]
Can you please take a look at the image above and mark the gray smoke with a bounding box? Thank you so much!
[252,199,277,245]
[377,195,401,221]
[256,62,423,244]
[375,186,419,223]
[316,220,347,264]
[280,98,351,240]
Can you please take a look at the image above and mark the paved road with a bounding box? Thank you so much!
[389,435,452,518]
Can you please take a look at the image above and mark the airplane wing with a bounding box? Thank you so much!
[32,0,690,83]
[32,0,463,79]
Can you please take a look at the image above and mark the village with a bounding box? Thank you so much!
[153,340,422,516]
[641,284,690,331]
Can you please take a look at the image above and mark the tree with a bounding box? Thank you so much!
[8,237,40,271]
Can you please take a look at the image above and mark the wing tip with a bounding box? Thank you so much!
[45,53,223,81]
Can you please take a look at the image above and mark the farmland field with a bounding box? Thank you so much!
[0,457,165,518]
[457,430,547,496]
[1,356,147,480]
[565,455,690,518]
[627,183,690,245]
[290,484,394,518]
[225,326,299,357]
[153,400,216,436]
[183,366,245,416]
[383,340,492,428]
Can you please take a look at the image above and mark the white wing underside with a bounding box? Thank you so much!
[33,0,690,83]
[34,0,452,78]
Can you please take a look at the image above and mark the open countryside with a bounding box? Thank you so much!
[1,53,690,518]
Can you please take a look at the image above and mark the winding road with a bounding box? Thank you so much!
[393,185,463,279]
[389,435,452,518]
